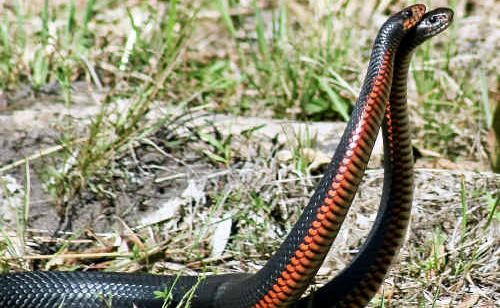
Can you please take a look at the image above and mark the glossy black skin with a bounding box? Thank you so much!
[294,8,453,308]
[0,272,252,308]
[0,6,447,308]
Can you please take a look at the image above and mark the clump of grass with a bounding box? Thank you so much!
[198,128,234,167]
[31,1,199,213]
[212,1,356,120]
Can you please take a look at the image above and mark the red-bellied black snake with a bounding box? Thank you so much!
[0,5,453,308]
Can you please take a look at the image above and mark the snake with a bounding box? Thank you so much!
[0,4,452,308]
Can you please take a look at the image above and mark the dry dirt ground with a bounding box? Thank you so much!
[0,91,498,307]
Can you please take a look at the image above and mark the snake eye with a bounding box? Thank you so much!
[429,15,438,23]
[403,10,413,18]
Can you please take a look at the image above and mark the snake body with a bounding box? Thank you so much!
[0,5,453,308]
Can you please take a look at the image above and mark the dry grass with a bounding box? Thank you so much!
[0,0,498,307]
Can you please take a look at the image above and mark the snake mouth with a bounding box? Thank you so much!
[403,4,427,30]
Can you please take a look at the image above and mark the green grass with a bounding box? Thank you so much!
[0,1,497,307]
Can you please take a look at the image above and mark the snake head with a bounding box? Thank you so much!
[397,4,427,31]
[417,8,454,37]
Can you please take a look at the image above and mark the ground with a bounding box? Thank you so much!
[0,1,498,307]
